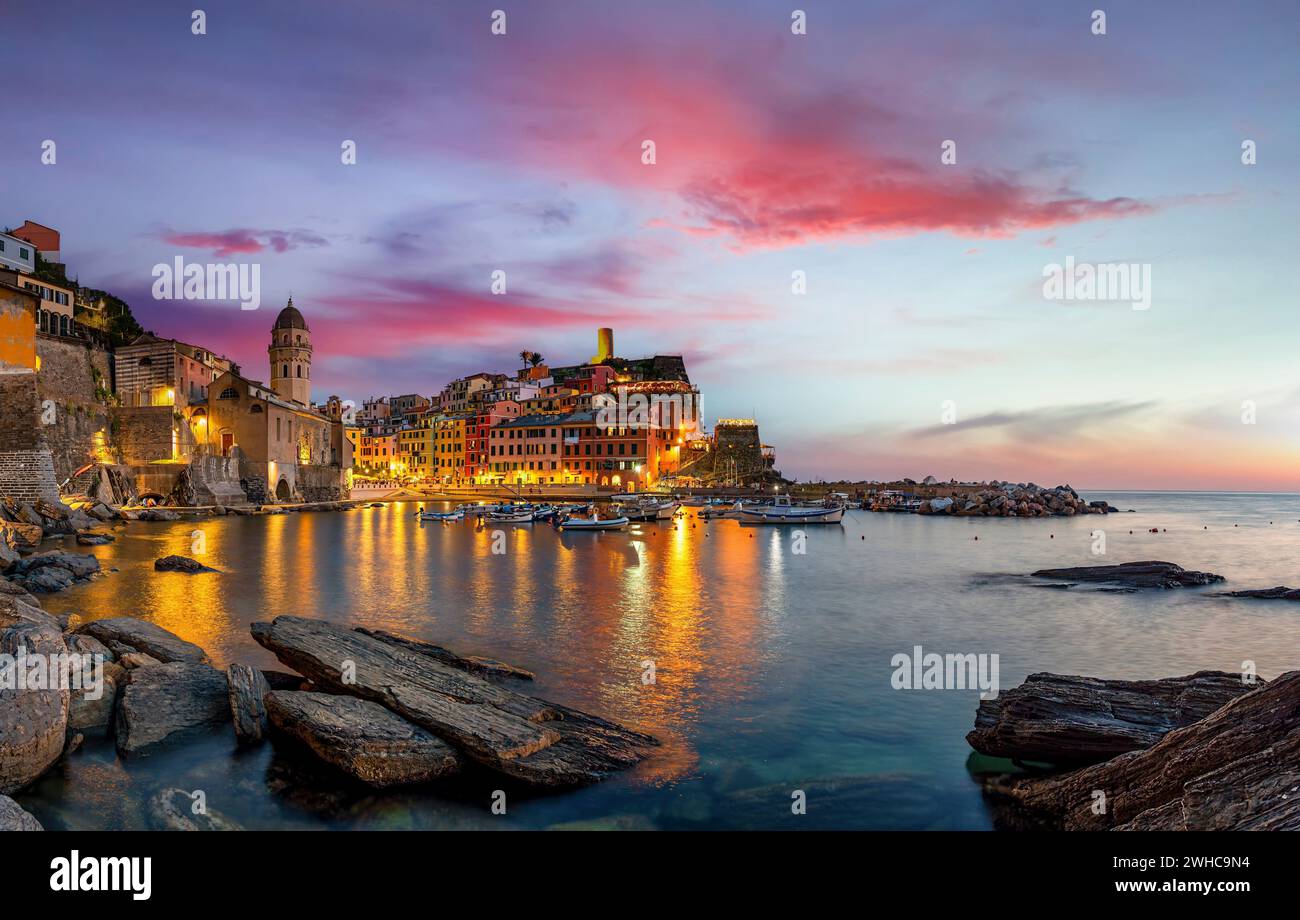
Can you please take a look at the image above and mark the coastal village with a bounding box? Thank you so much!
[0,218,780,523]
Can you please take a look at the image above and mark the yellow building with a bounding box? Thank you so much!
[432,414,468,484]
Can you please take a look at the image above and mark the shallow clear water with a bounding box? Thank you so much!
[18,491,1300,830]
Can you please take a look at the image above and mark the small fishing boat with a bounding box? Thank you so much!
[736,495,844,525]
[487,508,537,523]
[680,497,708,507]
[620,504,658,522]
[649,500,680,519]
[559,515,629,531]
[417,509,464,522]
[456,502,503,515]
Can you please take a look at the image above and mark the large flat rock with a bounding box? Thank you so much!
[251,616,656,786]
[265,691,464,787]
[968,670,1258,765]
[115,662,231,755]
[356,627,535,680]
[986,669,1300,830]
[1030,560,1223,589]
[78,617,207,664]
[0,596,69,794]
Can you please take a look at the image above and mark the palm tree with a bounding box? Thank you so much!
[529,352,544,367]
[518,350,530,367]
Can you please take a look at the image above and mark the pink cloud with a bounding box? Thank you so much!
[161,228,328,258]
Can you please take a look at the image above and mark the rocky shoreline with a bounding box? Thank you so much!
[968,669,1299,829]
[1,494,366,596]
[0,588,657,830]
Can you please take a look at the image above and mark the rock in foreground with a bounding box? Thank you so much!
[78,617,207,663]
[356,627,535,680]
[148,788,242,831]
[251,615,656,786]
[265,691,464,787]
[0,794,43,830]
[984,670,1300,830]
[1030,560,1224,589]
[227,663,271,745]
[968,670,1258,766]
[0,598,69,793]
[116,662,231,755]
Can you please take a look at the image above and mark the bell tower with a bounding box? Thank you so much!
[268,296,312,406]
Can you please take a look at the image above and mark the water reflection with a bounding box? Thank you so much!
[28,493,1300,829]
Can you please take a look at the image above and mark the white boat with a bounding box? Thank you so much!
[651,500,680,520]
[680,497,708,507]
[417,509,464,522]
[736,495,844,524]
[456,502,502,515]
[559,515,629,531]
[487,509,536,523]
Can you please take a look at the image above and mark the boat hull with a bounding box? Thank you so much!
[559,516,629,531]
[737,506,845,524]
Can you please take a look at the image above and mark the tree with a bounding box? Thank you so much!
[529,352,544,367]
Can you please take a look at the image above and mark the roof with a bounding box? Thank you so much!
[272,298,309,331]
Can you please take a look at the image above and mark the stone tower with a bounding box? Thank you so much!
[268,297,311,406]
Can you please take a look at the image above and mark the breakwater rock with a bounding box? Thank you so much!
[913,483,1110,517]
[1030,560,1224,589]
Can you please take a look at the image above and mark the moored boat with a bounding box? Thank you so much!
[417,509,464,522]
[736,495,844,524]
[559,515,629,531]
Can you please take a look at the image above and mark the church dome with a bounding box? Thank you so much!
[272,298,309,332]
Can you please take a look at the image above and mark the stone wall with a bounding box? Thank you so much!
[36,335,111,404]
[0,450,60,504]
[0,373,38,451]
[297,464,344,502]
[114,406,177,466]
[35,336,115,482]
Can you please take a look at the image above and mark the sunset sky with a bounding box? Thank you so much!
[5,0,1297,489]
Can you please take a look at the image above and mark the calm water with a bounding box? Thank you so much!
[19,491,1300,830]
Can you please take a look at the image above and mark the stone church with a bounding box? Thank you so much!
[197,299,346,502]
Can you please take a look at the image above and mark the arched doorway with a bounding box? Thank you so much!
[275,478,292,502]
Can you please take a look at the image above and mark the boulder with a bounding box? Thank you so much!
[985,670,1300,830]
[119,652,161,670]
[968,670,1258,766]
[1029,560,1223,589]
[0,521,42,553]
[148,788,241,831]
[78,617,207,664]
[0,597,69,793]
[7,552,100,593]
[154,555,212,573]
[0,794,43,830]
[75,533,115,546]
[251,616,657,786]
[115,662,231,755]
[67,663,124,731]
[265,691,464,787]
[226,663,271,745]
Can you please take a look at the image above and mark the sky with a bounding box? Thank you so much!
[4,0,1297,489]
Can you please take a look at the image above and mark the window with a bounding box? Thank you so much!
[282,364,289,377]
[250,404,263,414]
[20,248,29,259]
[218,388,238,399]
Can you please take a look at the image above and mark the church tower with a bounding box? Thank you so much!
[268,297,312,406]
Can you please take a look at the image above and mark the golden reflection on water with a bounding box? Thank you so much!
[44,506,791,787]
